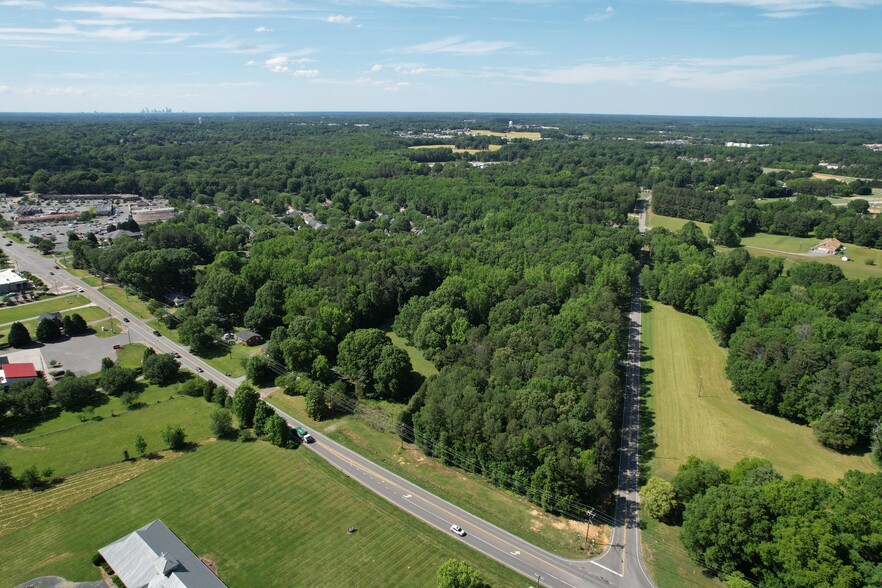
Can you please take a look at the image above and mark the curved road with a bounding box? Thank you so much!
[3,217,654,588]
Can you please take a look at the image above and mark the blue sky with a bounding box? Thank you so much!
[0,0,880,116]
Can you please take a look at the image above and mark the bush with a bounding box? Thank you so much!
[161,425,186,450]
[91,552,104,566]
[210,408,235,438]
[641,476,678,520]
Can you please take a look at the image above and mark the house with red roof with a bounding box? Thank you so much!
[0,363,38,386]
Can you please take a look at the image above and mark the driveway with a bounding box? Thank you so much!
[13,576,109,588]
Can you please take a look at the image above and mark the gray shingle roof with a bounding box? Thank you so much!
[99,519,227,588]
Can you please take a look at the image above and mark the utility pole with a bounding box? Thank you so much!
[585,508,596,544]
[535,573,543,587]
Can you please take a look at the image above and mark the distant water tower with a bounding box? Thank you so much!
[509,120,513,127]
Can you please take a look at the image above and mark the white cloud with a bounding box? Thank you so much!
[585,5,614,22]
[511,52,882,90]
[0,23,189,43]
[263,54,319,77]
[56,0,278,21]
[402,36,515,55]
[255,26,273,32]
[246,59,257,66]
[384,81,411,92]
[0,85,10,93]
[326,14,354,24]
[0,0,46,7]
[675,0,882,17]
[370,64,383,72]
[192,39,274,54]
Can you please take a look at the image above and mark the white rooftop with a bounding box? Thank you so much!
[0,269,27,286]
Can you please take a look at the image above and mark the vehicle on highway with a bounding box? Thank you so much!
[53,265,59,269]
[295,427,315,443]
[173,352,181,358]
[450,525,466,537]
[196,367,204,373]
[76,287,84,292]
[49,271,54,275]
[152,330,161,336]
[122,317,129,322]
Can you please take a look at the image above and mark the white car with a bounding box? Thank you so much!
[450,525,466,537]
[76,287,84,292]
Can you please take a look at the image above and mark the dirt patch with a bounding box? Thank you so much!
[324,423,340,433]
[257,386,280,399]
[200,556,219,576]
[0,436,44,450]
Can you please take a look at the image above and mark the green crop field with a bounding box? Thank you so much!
[642,301,876,481]
[267,391,594,558]
[0,294,90,324]
[0,441,530,587]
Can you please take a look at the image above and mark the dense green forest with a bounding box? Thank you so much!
[644,456,882,587]
[641,226,882,453]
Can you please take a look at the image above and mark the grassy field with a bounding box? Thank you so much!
[0,383,214,477]
[0,294,90,324]
[640,515,722,588]
[267,392,597,558]
[98,284,153,319]
[385,329,438,378]
[646,209,882,280]
[1,305,111,342]
[0,441,531,587]
[116,342,147,369]
[642,301,876,481]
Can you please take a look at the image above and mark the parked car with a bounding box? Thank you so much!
[450,525,466,537]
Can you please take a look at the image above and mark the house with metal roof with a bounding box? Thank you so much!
[0,363,38,386]
[99,519,227,588]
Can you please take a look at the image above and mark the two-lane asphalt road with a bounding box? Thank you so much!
[4,228,655,588]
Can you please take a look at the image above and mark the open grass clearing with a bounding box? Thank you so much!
[0,441,530,587]
[98,284,153,319]
[92,317,122,338]
[115,342,147,369]
[385,329,438,378]
[1,305,110,341]
[0,450,186,537]
[642,301,876,482]
[0,294,90,324]
[267,391,597,558]
[0,388,215,477]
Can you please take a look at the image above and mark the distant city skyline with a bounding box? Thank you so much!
[1,0,881,117]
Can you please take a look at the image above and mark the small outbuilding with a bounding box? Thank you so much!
[234,330,263,346]
[99,519,227,588]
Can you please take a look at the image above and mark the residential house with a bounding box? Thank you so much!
[234,330,263,346]
[99,519,227,588]
[815,238,843,254]
[162,292,189,307]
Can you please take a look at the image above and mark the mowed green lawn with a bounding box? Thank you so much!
[643,301,876,481]
[0,294,90,324]
[0,441,531,588]
[268,392,592,558]
[0,384,214,477]
[99,284,153,319]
